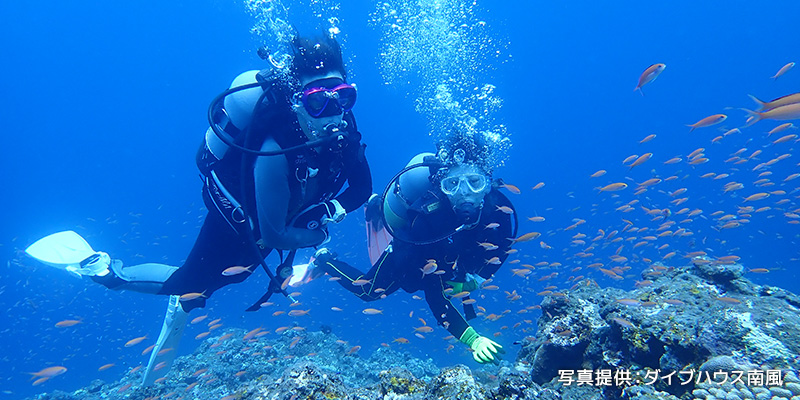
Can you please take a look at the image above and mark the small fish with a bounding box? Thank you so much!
[485,257,502,265]
[98,363,115,371]
[528,216,545,222]
[590,170,607,178]
[117,383,133,393]
[28,366,67,378]
[767,123,794,136]
[598,183,628,192]
[716,297,742,305]
[742,103,800,127]
[331,306,343,312]
[352,279,371,286]
[511,232,541,243]
[532,182,545,190]
[221,265,253,276]
[772,134,797,145]
[141,344,157,354]
[664,299,685,306]
[629,153,653,169]
[362,308,383,315]
[499,184,521,194]
[179,291,207,301]
[420,260,438,276]
[616,299,641,307]
[748,93,800,112]
[477,242,499,250]
[687,114,727,132]
[414,326,434,333]
[635,63,666,95]
[190,315,208,324]
[612,317,635,328]
[484,222,500,229]
[124,336,147,347]
[639,134,656,144]
[771,62,795,80]
[54,319,82,328]
[496,205,514,214]
[743,193,770,202]
[747,268,770,273]
[288,309,310,317]
[393,337,410,344]
[347,345,362,354]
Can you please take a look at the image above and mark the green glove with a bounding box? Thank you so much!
[459,327,504,364]
[447,276,478,294]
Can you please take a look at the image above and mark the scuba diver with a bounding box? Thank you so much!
[24,33,371,385]
[310,135,517,365]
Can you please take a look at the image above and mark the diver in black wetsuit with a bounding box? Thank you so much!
[24,33,371,384]
[312,138,517,365]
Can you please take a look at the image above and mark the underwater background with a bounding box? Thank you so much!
[1,0,800,398]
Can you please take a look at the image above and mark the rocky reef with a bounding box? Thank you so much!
[27,259,800,400]
[518,258,800,399]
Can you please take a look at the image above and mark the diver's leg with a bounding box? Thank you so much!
[91,261,178,294]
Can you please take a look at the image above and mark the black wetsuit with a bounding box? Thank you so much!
[94,78,372,310]
[320,189,515,339]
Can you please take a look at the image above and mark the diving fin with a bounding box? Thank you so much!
[142,295,188,386]
[25,231,111,277]
[366,214,392,266]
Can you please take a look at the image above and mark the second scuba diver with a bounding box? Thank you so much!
[311,134,517,364]
[24,33,371,384]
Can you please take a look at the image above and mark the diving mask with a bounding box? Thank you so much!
[300,79,357,118]
[440,173,489,196]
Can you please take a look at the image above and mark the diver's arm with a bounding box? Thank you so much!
[423,275,471,338]
[334,145,372,213]
[254,139,326,250]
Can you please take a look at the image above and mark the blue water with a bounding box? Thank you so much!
[2,0,799,397]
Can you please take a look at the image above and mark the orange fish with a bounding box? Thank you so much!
[597,183,627,192]
[771,62,795,80]
[179,291,207,301]
[629,153,652,169]
[639,134,656,144]
[499,184,521,194]
[141,344,157,354]
[743,103,800,126]
[124,336,147,347]
[29,366,67,378]
[687,114,727,132]
[634,63,666,95]
[98,363,115,371]
[748,93,800,112]
[54,319,82,328]
[496,205,514,214]
[590,170,607,178]
[772,134,798,145]
[511,232,541,243]
[190,315,208,324]
[743,193,770,202]
[288,309,310,317]
[221,265,253,276]
[532,182,545,190]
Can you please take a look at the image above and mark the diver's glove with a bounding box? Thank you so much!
[293,200,346,230]
[447,276,479,294]
[459,327,505,364]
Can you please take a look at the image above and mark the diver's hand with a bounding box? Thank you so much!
[459,327,505,364]
[446,276,479,294]
[293,200,346,230]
